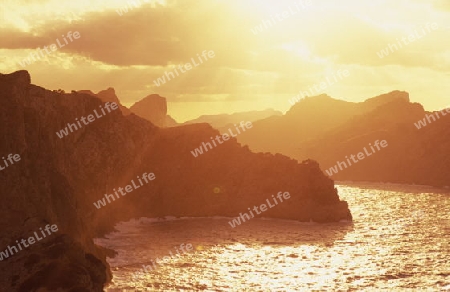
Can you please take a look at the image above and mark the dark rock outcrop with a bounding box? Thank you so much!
[0,71,351,291]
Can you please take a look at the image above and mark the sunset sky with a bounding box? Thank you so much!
[1,0,449,122]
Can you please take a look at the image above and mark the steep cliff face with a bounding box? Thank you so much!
[0,71,351,291]
[0,71,112,291]
[130,94,177,127]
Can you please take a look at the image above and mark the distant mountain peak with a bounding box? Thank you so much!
[131,94,167,109]
[364,90,410,103]
[286,93,347,116]
[184,109,282,129]
[77,87,131,116]
[97,87,118,101]
[102,87,116,94]
[139,94,166,103]
[130,94,176,127]
[311,93,332,99]
[296,93,338,104]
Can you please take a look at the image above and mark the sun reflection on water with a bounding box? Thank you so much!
[97,184,450,291]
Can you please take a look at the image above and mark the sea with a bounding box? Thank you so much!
[94,183,450,291]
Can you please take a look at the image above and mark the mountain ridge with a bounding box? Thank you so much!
[238,91,450,187]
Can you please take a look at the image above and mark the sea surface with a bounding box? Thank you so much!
[95,183,450,291]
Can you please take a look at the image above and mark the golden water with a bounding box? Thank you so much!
[96,183,450,291]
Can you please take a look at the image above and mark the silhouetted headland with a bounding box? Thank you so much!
[0,71,351,291]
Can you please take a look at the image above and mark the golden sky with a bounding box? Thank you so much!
[1,0,449,122]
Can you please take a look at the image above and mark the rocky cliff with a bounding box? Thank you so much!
[0,71,351,291]
[0,71,112,291]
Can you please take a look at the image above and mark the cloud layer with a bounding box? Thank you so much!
[1,0,449,121]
